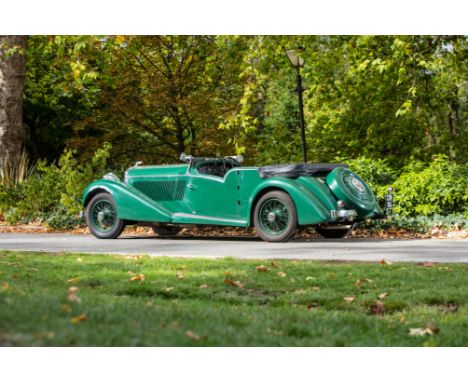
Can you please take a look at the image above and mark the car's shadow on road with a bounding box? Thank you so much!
[120,235,262,242]
[118,235,410,243]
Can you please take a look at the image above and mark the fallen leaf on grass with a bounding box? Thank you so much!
[370,300,385,315]
[164,287,174,292]
[355,278,373,287]
[305,276,316,281]
[130,274,145,282]
[185,330,205,341]
[344,296,355,303]
[277,271,286,278]
[378,292,388,300]
[199,284,208,289]
[224,278,244,288]
[1,282,10,291]
[408,328,432,337]
[224,271,232,276]
[307,302,319,310]
[76,258,83,263]
[328,272,336,280]
[422,262,435,267]
[379,259,393,265]
[67,278,79,284]
[67,286,81,304]
[256,265,269,272]
[409,323,440,337]
[269,262,281,268]
[126,255,143,260]
[293,289,306,294]
[70,313,87,324]
[176,272,184,280]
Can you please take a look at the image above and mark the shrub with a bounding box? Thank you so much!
[340,155,467,218]
[0,143,112,228]
[359,214,467,234]
[392,155,468,216]
[0,151,34,188]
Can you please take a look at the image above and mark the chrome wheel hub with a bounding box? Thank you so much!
[267,212,276,222]
[97,211,106,224]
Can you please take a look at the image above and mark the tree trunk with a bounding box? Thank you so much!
[0,35,27,169]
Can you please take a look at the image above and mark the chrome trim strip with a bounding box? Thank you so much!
[172,213,246,225]
[331,209,358,220]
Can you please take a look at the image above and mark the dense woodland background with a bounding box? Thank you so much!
[0,35,467,229]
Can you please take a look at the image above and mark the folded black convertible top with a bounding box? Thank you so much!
[258,163,348,179]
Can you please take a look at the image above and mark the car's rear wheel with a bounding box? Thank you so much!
[86,193,125,239]
[254,191,297,242]
[315,225,353,239]
[151,225,182,237]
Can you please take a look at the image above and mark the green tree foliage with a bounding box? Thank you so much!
[68,36,259,165]
[24,36,103,162]
[256,36,468,167]
[23,35,467,168]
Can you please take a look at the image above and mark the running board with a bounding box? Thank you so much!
[171,213,247,227]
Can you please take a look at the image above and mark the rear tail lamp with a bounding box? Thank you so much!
[337,200,346,208]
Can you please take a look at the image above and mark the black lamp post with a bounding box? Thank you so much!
[286,46,307,163]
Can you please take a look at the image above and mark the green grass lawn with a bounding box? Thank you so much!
[0,250,467,346]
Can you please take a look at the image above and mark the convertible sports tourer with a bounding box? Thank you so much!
[82,154,383,242]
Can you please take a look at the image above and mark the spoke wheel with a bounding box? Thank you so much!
[86,193,125,239]
[91,200,117,233]
[254,191,297,242]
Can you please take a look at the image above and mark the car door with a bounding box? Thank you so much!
[184,165,241,220]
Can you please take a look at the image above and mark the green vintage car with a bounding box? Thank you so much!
[82,154,383,242]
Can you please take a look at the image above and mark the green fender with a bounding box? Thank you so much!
[82,179,172,222]
[247,178,333,226]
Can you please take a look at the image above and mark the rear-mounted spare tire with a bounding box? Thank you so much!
[326,167,376,215]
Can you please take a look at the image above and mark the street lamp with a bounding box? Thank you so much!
[286,46,307,163]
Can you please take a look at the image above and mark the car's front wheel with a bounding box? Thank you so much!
[253,190,298,242]
[86,193,125,239]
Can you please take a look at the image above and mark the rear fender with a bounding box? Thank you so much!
[82,179,172,222]
[248,179,331,226]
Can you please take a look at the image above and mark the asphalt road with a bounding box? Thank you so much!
[0,232,467,263]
